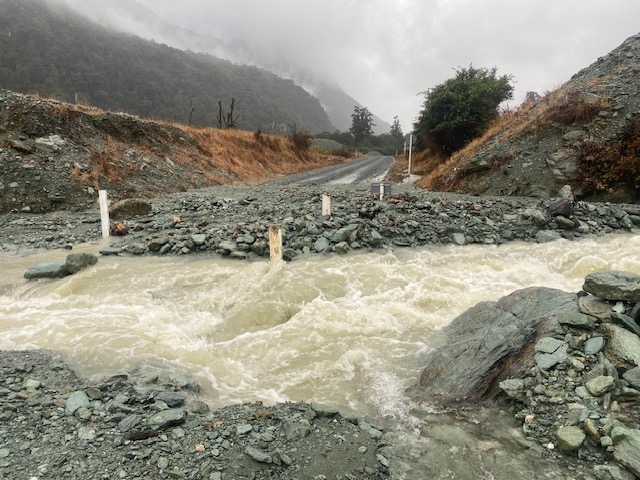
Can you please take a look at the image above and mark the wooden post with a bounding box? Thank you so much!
[99,190,110,238]
[322,194,331,216]
[269,224,283,265]
[408,133,413,177]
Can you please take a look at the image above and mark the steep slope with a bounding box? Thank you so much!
[0,0,334,133]
[53,0,392,134]
[422,32,640,203]
[0,89,340,214]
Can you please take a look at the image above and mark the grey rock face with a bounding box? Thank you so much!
[64,252,98,274]
[418,287,576,402]
[583,271,640,302]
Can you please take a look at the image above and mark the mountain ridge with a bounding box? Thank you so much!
[0,0,334,133]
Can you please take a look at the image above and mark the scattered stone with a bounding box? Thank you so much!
[556,426,586,452]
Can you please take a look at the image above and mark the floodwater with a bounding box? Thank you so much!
[2,234,639,478]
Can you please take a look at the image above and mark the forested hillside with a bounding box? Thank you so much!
[0,0,334,133]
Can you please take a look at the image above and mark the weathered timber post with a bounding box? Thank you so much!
[269,224,283,265]
[99,190,110,238]
[322,194,331,217]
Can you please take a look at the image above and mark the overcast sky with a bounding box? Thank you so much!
[129,1,639,132]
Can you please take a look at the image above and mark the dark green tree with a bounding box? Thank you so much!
[390,116,404,151]
[414,65,514,154]
[349,106,375,145]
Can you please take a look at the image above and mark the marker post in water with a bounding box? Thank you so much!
[99,190,110,238]
[269,224,283,265]
[322,194,331,216]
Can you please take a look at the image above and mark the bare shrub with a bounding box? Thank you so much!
[289,124,314,152]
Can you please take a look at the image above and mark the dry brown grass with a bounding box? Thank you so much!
[415,76,612,191]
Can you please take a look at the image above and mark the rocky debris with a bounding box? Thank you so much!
[23,252,97,279]
[417,270,640,478]
[2,183,639,259]
[452,32,640,203]
[0,350,388,479]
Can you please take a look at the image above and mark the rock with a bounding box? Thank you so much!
[109,198,152,220]
[536,230,562,243]
[613,428,640,478]
[535,338,569,371]
[578,295,613,320]
[24,261,69,279]
[65,253,98,274]
[418,287,576,403]
[612,312,640,337]
[99,247,123,257]
[593,464,636,480]
[147,409,186,430]
[548,198,573,218]
[558,312,596,330]
[584,336,606,355]
[583,271,640,302]
[154,391,187,407]
[245,446,271,464]
[125,243,146,255]
[191,234,206,246]
[602,323,640,370]
[65,390,91,415]
[148,236,171,252]
[585,376,616,396]
[556,426,585,452]
[313,236,330,253]
[623,367,640,390]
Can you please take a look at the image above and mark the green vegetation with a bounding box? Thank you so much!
[414,65,514,154]
[349,106,375,145]
[317,109,405,156]
[0,0,333,133]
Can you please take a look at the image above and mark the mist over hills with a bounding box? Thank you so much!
[0,0,335,133]
[53,0,392,134]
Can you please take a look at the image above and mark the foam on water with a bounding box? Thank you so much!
[1,234,639,419]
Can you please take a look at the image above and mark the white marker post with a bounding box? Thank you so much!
[321,194,331,217]
[269,224,283,265]
[379,183,385,201]
[99,190,110,238]
[408,133,414,177]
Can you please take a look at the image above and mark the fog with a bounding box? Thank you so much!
[58,0,640,132]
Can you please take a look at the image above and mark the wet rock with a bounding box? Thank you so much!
[64,252,98,274]
[583,271,640,302]
[418,287,576,403]
[109,198,152,220]
[147,408,186,430]
[24,261,69,279]
[579,295,614,320]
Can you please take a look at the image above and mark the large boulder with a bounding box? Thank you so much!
[25,253,98,279]
[583,271,640,302]
[418,287,577,404]
[109,198,152,220]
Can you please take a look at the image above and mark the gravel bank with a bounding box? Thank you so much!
[1,183,639,258]
[0,350,389,479]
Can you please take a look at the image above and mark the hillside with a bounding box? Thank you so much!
[0,0,334,133]
[0,89,342,214]
[418,32,640,204]
[54,0,392,134]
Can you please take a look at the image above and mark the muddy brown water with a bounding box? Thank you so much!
[2,234,639,478]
